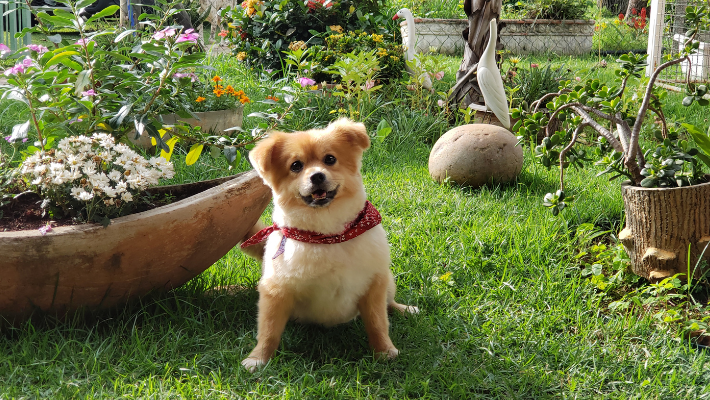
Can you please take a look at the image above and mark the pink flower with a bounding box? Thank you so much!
[153,27,177,40]
[364,80,375,90]
[75,38,94,46]
[39,224,52,235]
[81,89,97,96]
[530,63,539,68]
[175,28,199,44]
[26,44,48,53]
[434,71,444,80]
[4,63,25,76]
[0,43,10,55]
[575,76,581,81]
[21,58,34,67]
[173,72,197,82]
[297,77,316,87]
[437,99,445,107]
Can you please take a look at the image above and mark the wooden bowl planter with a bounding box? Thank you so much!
[619,179,710,281]
[399,18,595,56]
[0,170,271,323]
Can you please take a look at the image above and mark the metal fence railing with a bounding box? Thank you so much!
[1,0,32,51]
[592,0,649,53]
[647,0,709,85]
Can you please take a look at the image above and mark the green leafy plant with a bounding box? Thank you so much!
[511,5,710,215]
[220,0,389,72]
[0,146,23,216]
[508,63,571,110]
[311,30,405,83]
[0,0,208,155]
[327,49,382,120]
[504,0,593,20]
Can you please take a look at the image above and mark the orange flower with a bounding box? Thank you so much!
[226,85,237,95]
[239,94,250,104]
[212,76,222,83]
[266,95,279,101]
[196,96,206,102]
[218,30,228,38]
[213,85,225,97]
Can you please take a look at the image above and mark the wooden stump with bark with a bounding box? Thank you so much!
[448,0,502,110]
[619,180,710,281]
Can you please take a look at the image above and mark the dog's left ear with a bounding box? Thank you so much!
[329,118,371,151]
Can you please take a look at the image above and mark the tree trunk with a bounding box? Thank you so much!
[120,0,127,28]
[448,0,502,109]
[619,180,710,281]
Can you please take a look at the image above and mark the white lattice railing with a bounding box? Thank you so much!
[647,0,710,84]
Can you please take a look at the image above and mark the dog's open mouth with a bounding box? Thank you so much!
[301,187,338,207]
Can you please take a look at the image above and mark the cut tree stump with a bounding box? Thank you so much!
[620,179,710,281]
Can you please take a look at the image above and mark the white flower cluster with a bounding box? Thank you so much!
[21,133,175,206]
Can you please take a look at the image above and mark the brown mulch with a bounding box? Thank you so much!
[0,176,236,233]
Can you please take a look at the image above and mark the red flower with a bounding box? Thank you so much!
[619,13,624,20]
[631,8,637,15]
[640,8,646,18]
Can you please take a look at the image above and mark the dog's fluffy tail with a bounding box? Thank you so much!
[239,220,267,261]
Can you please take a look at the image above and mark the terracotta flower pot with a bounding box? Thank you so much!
[0,170,271,323]
[131,105,245,149]
[620,179,710,281]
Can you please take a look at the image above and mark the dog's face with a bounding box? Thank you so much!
[249,119,370,210]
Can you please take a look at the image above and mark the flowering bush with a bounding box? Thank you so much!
[220,0,389,71]
[188,75,251,112]
[20,133,175,225]
[310,30,405,83]
[0,0,206,155]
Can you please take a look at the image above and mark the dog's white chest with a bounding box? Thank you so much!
[260,227,390,326]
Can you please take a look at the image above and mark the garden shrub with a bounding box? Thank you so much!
[508,62,570,109]
[310,30,405,83]
[503,0,593,20]
[221,0,393,71]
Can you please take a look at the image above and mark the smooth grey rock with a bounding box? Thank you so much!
[428,124,523,187]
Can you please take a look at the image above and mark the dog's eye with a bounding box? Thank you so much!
[290,161,303,173]
[324,155,337,165]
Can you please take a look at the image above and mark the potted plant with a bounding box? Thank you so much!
[511,5,710,281]
[131,74,249,149]
[0,0,273,322]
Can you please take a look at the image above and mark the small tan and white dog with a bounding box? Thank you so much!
[239,118,418,372]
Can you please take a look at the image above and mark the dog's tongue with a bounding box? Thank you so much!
[312,190,327,199]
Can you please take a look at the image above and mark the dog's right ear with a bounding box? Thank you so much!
[249,132,286,179]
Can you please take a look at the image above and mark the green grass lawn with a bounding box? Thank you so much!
[2,51,710,398]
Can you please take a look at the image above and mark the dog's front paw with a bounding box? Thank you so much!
[375,347,399,360]
[242,357,267,372]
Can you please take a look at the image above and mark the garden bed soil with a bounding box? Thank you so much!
[0,176,235,232]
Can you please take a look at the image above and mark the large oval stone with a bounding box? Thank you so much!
[428,124,523,187]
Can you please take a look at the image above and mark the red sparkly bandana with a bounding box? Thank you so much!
[241,201,382,259]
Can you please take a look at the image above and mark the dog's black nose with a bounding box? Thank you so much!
[310,172,326,185]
